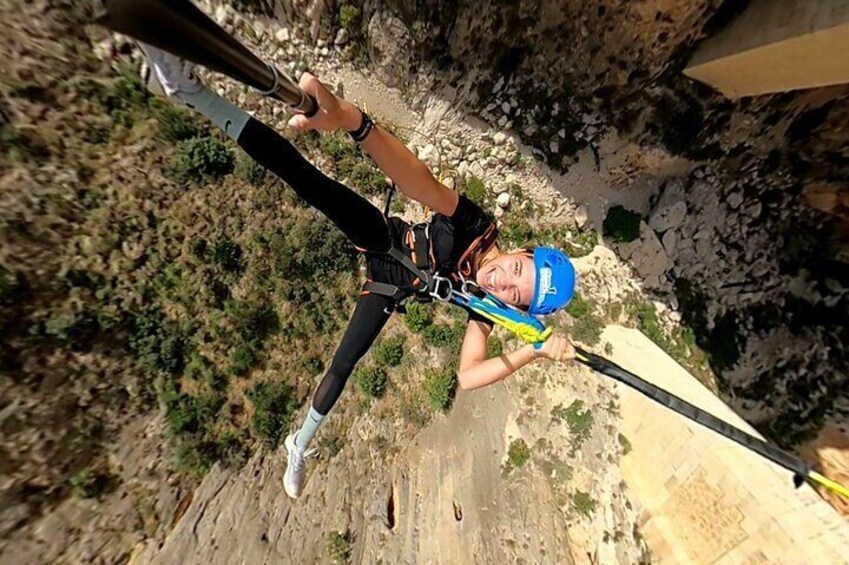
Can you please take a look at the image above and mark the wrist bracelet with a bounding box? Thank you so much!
[348,110,375,143]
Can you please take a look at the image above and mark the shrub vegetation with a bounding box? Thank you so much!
[423,366,457,411]
[602,205,641,243]
[353,364,389,398]
[502,438,531,476]
[373,335,406,367]
[404,302,433,333]
[246,380,298,446]
[168,136,235,184]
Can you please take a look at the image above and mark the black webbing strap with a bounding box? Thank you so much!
[383,182,396,217]
[363,281,407,302]
[575,347,811,479]
[362,246,433,303]
[411,224,431,271]
[388,246,430,290]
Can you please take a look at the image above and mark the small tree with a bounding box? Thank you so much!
[353,364,388,398]
[404,302,432,333]
[423,366,456,411]
[246,380,297,446]
[168,136,234,184]
[602,205,641,243]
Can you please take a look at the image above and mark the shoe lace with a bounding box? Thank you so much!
[290,446,318,473]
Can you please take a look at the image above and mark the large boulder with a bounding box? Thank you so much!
[618,221,671,287]
[649,201,687,233]
[367,11,415,88]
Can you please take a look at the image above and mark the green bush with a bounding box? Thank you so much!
[156,104,199,142]
[339,5,361,29]
[246,380,297,446]
[486,337,504,358]
[0,268,19,302]
[571,314,603,346]
[353,364,388,398]
[173,440,210,478]
[31,308,101,350]
[318,429,345,458]
[423,323,460,349]
[318,131,349,160]
[572,491,596,517]
[500,214,535,248]
[552,400,594,450]
[618,433,632,455]
[235,154,267,185]
[212,238,243,274]
[404,302,432,333]
[208,278,231,309]
[296,355,324,375]
[43,314,74,341]
[225,301,279,344]
[565,293,591,318]
[185,352,228,391]
[190,237,208,260]
[69,464,116,499]
[168,136,234,184]
[561,228,598,258]
[103,70,152,129]
[229,344,257,377]
[628,300,666,346]
[326,530,352,564]
[423,366,456,411]
[1,124,51,161]
[349,161,389,196]
[130,308,186,375]
[502,438,531,476]
[602,205,641,243]
[288,217,357,277]
[165,391,224,436]
[373,335,405,367]
[461,176,488,207]
[172,433,238,478]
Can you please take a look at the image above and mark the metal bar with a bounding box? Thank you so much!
[95,0,317,115]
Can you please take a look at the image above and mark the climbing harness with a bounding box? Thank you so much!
[573,347,849,501]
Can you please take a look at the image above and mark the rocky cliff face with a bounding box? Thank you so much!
[3,0,847,561]
[289,0,849,445]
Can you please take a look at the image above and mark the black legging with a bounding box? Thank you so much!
[237,119,394,415]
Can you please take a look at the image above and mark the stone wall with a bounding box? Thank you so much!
[686,0,849,97]
[607,326,849,564]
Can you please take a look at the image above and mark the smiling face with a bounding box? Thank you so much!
[475,250,536,307]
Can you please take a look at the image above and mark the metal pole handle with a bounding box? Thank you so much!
[95,0,318,115]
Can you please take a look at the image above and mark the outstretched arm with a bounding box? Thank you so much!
[288,73,459,216]
[456,322,575,390]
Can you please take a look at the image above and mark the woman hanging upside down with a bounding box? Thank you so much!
[140,44,577,499]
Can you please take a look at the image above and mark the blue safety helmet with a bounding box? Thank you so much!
[528,247,576,316]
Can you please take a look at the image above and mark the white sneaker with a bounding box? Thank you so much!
[137,42,202,98]
[284,432,316,499]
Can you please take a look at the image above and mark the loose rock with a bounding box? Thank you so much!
[574,204,589,229]
[275,27,290,44]
[334,28,349,46]
[649,201,687,232]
